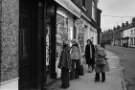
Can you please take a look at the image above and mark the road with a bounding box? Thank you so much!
[106,45,135,90]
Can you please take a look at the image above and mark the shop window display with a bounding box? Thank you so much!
[46,24,50,70]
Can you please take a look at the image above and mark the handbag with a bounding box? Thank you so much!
[78,64,84,76]
[104,61,110,72]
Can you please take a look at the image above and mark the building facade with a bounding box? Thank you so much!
[72,0,101,52]
[122,25,135,47]
[0,0,101,90]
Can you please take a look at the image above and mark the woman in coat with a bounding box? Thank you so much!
[85,39,95,72]
[58,42,72,88]
[70,42,81,79]
[95,45,108,82]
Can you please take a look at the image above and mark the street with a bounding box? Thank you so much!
[106,45,135,90]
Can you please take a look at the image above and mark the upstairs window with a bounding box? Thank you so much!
[92,0,96,21]
[82,0,86,7]
[131,30,133,35]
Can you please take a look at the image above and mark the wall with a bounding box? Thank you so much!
[1,0,18,82]
[123,29,131,38]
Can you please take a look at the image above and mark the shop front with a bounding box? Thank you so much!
[76,18,98,53]
[55,7,75,79]
[45,0,82,84]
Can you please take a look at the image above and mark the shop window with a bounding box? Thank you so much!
[46,24,50,67]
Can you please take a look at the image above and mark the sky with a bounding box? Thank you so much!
[98,0,135,31]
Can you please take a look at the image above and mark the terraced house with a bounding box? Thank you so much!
[0,0,101,90]
[102,18,135,48]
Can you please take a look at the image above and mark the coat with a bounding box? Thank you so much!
[70,46,81,60]
[58,46,72,70]
[95,46,109,72]
[84,43,95,65]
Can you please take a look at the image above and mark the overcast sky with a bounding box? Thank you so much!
[98,0,135,31]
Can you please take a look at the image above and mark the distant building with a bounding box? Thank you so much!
[102,17,135,48]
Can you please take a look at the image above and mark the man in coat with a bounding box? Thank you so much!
[58,42,72,89]
[85,39,95,72]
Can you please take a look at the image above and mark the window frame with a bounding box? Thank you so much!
[92,0,96,21]
[82,0,86,7]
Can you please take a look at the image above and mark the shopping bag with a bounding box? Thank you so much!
[70,69,75,80]
[105,61,110,72]
[78,64,84,76]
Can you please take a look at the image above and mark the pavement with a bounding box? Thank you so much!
[0,78,18,90]
[0,50,127,90]
[47,50,127,90]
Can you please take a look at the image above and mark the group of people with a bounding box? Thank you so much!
[58,39,109,89]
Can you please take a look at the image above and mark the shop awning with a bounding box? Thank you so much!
[55,0,81,18]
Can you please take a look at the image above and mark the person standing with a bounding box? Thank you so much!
[58,42,72,89]
[85,39,95,72]
[70,42,81,79]
[94,45,108,82]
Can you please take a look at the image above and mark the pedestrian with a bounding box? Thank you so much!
[70,41,81,79]
[84,39,95,72]
[58,42,72,89]
[94,45,108,82]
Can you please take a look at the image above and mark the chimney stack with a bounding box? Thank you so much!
[126,21,129,26]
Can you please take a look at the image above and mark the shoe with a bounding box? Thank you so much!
[88,69,92,73]
[102,79,105,82]
[61,85,69,89]
[95,79,99,82]
[75,76,79,79]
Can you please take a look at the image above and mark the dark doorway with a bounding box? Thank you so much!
[19,0,45,90]
[45,0,56,79]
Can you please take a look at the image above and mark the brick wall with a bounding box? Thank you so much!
[1,0,19,82]
[72,0,93,20]
[85,0,92,19]
[71,0,82,8]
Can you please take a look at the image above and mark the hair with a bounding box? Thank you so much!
[87,39,91,43]
[72,43,79,48]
